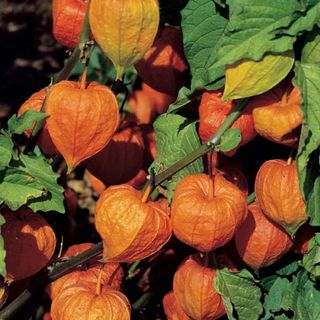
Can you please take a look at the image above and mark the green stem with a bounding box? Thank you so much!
[126,260,141,280]
[132,291,155,310]
[24,6,92,155]
[2,99,249,317]
[52,8,91,83]
[0,242,103,319]
[154,98,248,187]
[246,192,256,204]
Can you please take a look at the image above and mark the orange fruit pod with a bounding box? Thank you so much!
[163,291,191,320]
[95,184,172,263]
[47,243,124,300]
[52,0,90,49]
[198,90,256,155]
[135,26,188,96]
[45,81,120,172]
[251,81,302,146]
[84,124,145,186]
[2,208,56,282]
[255,159,308,236]
[89,0,160,80]
[17,88,58,157]
[128,82,175,125]
[173,255,226,320]
[171,174,247,252]
[50,282,131,320]
[235,202,293,269]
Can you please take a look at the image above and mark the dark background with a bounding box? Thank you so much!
[0,0,66,122]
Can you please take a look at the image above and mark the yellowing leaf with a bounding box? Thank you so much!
[223,51,295,100]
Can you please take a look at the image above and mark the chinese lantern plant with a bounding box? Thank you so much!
[171,173,247,252]
[89,0,160,80]
[2,208,56,282]
[135,26,188,96]
[84,122,145,186]
[163,291,191,320]
[17,88,58,157]
[95,184,172,262]
[52,0,90,49]
[235,202,293,269]
[173,254,226,320]
[251,79,302,146]
[47,243,124,300]
[45,74,120,172]
[255,158,308,235]
[199,89,256,155]
[50,281,131,320]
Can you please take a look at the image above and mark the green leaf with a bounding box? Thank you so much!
[302,233,320,279]
[223,52,295,100]
[262,277,292,320]
[8,110,48,136]
[0,214,6,278]
[275,260,300,277]
[218,128,241,152]
[150,114,203,201]
[275,2,320,39]
[302,26,320,64]
[282,270,320,320]
[19,154,65,213]
[0,132,14,167]
[0,167,46,210]
[294,62,320,226]
[206,0,301,84]
[181,0,227,89]
[214,268,263,320]
[167,87,202,114]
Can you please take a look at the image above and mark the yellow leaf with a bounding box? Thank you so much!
[223,51,295,100]
[89,0,160,80]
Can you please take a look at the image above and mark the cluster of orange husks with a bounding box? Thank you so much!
[4,0,312,319]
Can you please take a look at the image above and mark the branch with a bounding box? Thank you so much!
[1,98,250,318]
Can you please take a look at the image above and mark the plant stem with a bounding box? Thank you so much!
[1,98,249,318]
[52,8,91,84]
[24,7,92,155]
[154,98,248,187]
[246,192,256,204]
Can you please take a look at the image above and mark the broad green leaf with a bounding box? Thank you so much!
[8,110,48,136]
[282,270,320,320]
[275,260,300,277]
[0,167,46,210]
[302,233,320,279]
[0,214,5,277]
[223,52,295,100]
[218,128,241,152]
[302,26,320,64]
[181,0,227,89]
[150,114,203,201]
[214,268,263,320]
[276,2,320,40]
[19,154,65,213]
[262,277,291,320]
[0,133,14,167]
[206,0,301,84]
[294,63,320,226]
